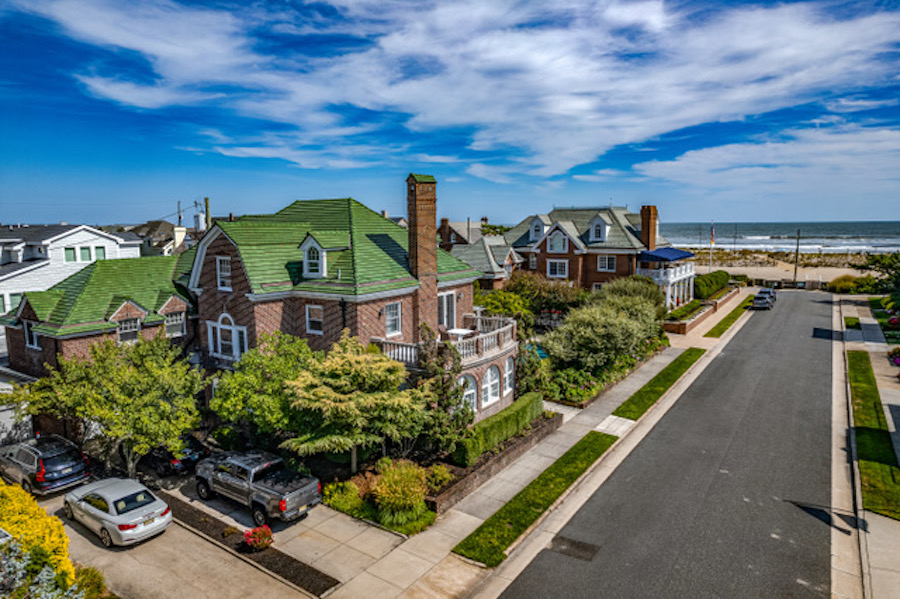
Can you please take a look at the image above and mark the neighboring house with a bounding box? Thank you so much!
[450,236,524,290]
[0,224,141,316]
[379,211,408,229]
[504,205,695,309]
[438,217,489,250]
[188,174,519,421]
[1,252,196,379]
[116,220,196,256]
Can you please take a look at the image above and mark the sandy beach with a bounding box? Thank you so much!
[685,250,870,283]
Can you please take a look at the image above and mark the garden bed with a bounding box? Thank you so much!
[426,411,563,514]
[160,492,340,597]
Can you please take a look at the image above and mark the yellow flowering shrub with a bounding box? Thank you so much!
[0,479,75,585]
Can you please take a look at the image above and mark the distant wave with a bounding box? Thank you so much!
[743,235,771,240]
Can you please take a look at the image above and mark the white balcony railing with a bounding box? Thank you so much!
[636,262,694,284]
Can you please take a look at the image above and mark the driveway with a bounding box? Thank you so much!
[39,493,303,599]
[502,291,835,598]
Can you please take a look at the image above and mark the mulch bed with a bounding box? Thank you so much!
[160,492,339,597]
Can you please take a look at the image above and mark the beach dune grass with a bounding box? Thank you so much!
[704,296,753,338]
[847,350,900,520]
[612,348,706,421]
[453,431,617,567]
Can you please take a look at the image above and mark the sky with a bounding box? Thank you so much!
[1,0,898,226]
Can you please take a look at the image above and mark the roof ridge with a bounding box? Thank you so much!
[347,198,362,284]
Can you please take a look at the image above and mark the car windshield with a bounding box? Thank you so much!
[43,449,82,470]
[114,490,157,514]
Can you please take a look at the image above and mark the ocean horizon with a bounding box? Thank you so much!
[660,221,900,254]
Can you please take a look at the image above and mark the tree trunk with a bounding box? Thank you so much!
[350,446,358,474]
[122,444,138,479]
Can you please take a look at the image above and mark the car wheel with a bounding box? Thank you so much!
[100,528,113,548]
[63,502,74,520]
[251,504,268,527]
[20,480,33,495]
[196,479,213,500]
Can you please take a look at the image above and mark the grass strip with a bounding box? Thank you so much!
[843,316,861,330]
[666,299,705,322]
[612,348,706,420]
[704,296,753,338]
[453,431,617,567]
[847,350,900,521]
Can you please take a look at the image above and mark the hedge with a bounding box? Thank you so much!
[694,270,730,299]
[453,392,544,466]
[0,480,76,585]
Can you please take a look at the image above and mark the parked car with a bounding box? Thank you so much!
[0,435,90,495]
[195,451,321,526]
[123,434,211,477]
[759,288,777,303]
[752,294,773,310]
[64,478,172,548]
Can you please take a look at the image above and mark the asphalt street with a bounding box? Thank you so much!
[503,291,835,598]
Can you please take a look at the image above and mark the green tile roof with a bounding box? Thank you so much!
[219,198,478,296]
[10,256,192,337]
[409,174,436,183]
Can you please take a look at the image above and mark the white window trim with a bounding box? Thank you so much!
[117,318,141,345]
[301,240,327,279]
[530,219,544,242]
[546,259,568,279]
[79,246,92,262]
[597,255,616,272]
[216,256,232,291]
[23,321,40,350]
[528,253,537,269]
[458,375,478,412]
[64,247,76,263]
[165,312,186,338]
[547,231,568,254]
[385,301,402,338]
[438,291,456,329]
[503,357,514,396]
[95,246,106,260]
[590,221,609,242]
[592,283,604,292]
[482,366,501,406]
[207,313,248,361]
[306,304,324,335]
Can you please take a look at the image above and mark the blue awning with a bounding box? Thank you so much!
[638,247,694,262]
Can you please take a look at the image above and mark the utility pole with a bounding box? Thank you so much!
[793,228,801,283]
[709,221,714,274]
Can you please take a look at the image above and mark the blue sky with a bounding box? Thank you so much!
[1,0,898,226]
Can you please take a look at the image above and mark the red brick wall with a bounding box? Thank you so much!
[109,301,148,322]
[5,326,58,378]
[197,233,257,350]
[355,294,417,344]
[460,346,519,422]
[582,253,636,289]
[531,235,583,286]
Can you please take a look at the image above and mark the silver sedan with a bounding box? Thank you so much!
[64,478,172,548]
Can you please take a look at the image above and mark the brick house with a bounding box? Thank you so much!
[1,252,196,379]
[188,175,519,421]
[504,205,695,309]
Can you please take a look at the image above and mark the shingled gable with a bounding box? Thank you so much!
[188,197,480,300]
[2,256,192,338]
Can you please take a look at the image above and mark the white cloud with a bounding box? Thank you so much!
[10,0,900,180]
[466,163,513,184]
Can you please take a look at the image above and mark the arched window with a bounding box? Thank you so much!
[458,375,478,412]
[594,224,604,240]
[547,231,567,253]
[482,366,501,406]
[503,357,514,395]
[207,312,248,362]
[531,221,543,241]
[306,246,320,274]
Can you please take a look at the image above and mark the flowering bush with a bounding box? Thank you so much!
[889,347,900,359]
[243,525,273,551]
[0,480,75,585]
[889,317,899,329]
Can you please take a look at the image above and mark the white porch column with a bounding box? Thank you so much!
[665,285,672,309]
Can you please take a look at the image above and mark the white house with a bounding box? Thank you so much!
[0,224,141,316]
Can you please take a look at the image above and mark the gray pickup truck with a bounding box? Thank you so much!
[195,451,321,526]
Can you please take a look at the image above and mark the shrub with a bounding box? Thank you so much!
[544,368,601,404]
[425,465,455,493]
[453,392,544,466]
[211,425,241,450]
[475,290,535,338]
[373,461,430,529]
[374,456,393,474]
[74,567,106,599]
[543,299,660,374]
[0,541,74,598]
[0,480,75,586]
[693,270,729,299]
[323,481,365,513]
[591,276,667,319]
[505,271,589,315]
[828,274,860,294]
[243,525,273,551]
[666,300,704,322]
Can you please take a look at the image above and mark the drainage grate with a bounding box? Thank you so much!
[550,536,601,562]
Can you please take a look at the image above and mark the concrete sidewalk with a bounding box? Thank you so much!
[842,296,900,599]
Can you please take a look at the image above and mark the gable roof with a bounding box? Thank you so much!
[503,206,671,251]
[2,256,192,337]
[451,236,522,277]
[196,198,479,297]
[0,224,138,245]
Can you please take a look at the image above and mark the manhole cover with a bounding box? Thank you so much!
[550,536,600,562]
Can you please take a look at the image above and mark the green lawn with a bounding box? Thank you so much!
[704,296,753,338]
[453,431,618,567]
[847,350,900,520]
[844,316,861,330]
[612,348,706,420]
[666,300,705,322]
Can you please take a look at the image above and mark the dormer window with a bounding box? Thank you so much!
[547,231,568,253]
[307,247,320,274]
[216,257,232,291]
[299,237,327,279]
[530,221,543,242]
[589,218,609,242]
[117,318,140,344]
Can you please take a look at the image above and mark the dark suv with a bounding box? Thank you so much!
[0,435,90,495]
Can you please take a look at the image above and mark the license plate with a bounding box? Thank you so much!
[143,517,155,527]
[296,504,306,513]
[61,467,72,475]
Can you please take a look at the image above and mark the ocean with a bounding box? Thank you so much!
[659,221,900,254]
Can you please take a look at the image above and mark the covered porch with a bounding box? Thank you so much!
[635,247,696,310]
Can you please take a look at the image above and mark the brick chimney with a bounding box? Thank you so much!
[407,174,438,338]
[640,205,658,251]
